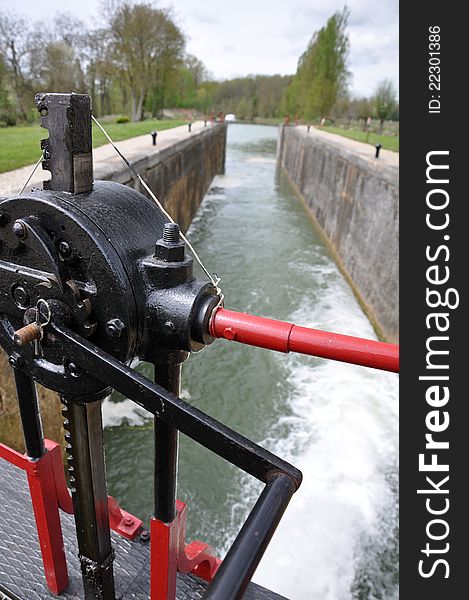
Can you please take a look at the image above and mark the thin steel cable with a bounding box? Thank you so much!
[91,115,221,292]
[18,155,43,195]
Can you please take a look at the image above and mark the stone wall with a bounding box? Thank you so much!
[278,125,398,342]
[94,124,226,233]
[0,124,226,452]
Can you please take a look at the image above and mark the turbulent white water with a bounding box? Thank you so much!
[250,268,399,599]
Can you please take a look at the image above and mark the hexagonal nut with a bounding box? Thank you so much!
[105,318,125,338]
[9,353,24,369]
[154,239,185,262]
[66,362,82,378]
[59,241,73,258]
[12,285,30,309]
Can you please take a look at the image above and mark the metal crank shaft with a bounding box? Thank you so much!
[209,308,399,373]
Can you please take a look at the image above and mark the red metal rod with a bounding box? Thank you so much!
[209,308,399,373]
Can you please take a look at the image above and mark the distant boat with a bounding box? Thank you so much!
[225,113,236,122]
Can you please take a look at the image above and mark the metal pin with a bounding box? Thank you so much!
[14,323,42,347]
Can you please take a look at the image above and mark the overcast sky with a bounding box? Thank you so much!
[0,0,398,96]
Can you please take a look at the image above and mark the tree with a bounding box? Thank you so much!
[348,96,373,129]
[1,10,88,121]
[236,96,254,121]
[285,7,350,120]
[0,9,36,120]
[185,54,208,89]
[0,52,14,125]
[164,55,208,110]
[204,75,290,119]
[109,1,185,121]
[36,40,86,93]
[373,79,397,132]
[84,28,115,116]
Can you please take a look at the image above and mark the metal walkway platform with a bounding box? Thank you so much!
[0,458,285,600]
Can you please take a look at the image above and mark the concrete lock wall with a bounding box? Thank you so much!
[278,125,399,343]
[0,124,226,452]
[95,124,226,233]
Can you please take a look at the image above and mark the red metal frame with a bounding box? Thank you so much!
[1,438,218,599]
[151,499,221,600]
[0,439,144,595]
[210,308,400,373]
[0,439,69,594]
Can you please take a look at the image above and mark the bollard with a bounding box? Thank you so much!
[204,120,207,127]
[188,122,192,132]
[151,131,157,146]
[375,143,382,158]
[307,125,311,133]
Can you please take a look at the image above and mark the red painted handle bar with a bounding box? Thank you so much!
[209,308,399,373]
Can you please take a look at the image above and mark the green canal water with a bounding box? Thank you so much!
[103,124,399,599]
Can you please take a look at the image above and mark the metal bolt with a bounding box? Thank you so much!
[59,241,72,258]
[155,223,185,261]
[162,223,180,244]
[12,285,30,308]
[165,320,175,332]
[9,353,23,369]
[124,516,134,526]
[12,220,27,239]
[106,318,125,338]
[67,362,82,378]
[223,327,236,340]
[139,530,150,542]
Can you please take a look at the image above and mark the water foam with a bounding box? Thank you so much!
[102,389,191,428]
[102,397,150,428]
[247,264,399,599]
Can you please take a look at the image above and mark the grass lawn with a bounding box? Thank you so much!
[319,126,399,152]
[0,119,186,174]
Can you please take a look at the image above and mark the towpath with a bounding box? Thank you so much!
[1,121,398,197]
[0,120,207,197]
[296,125,399,169]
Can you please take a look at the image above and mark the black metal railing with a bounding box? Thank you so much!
[51,321,301,600]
